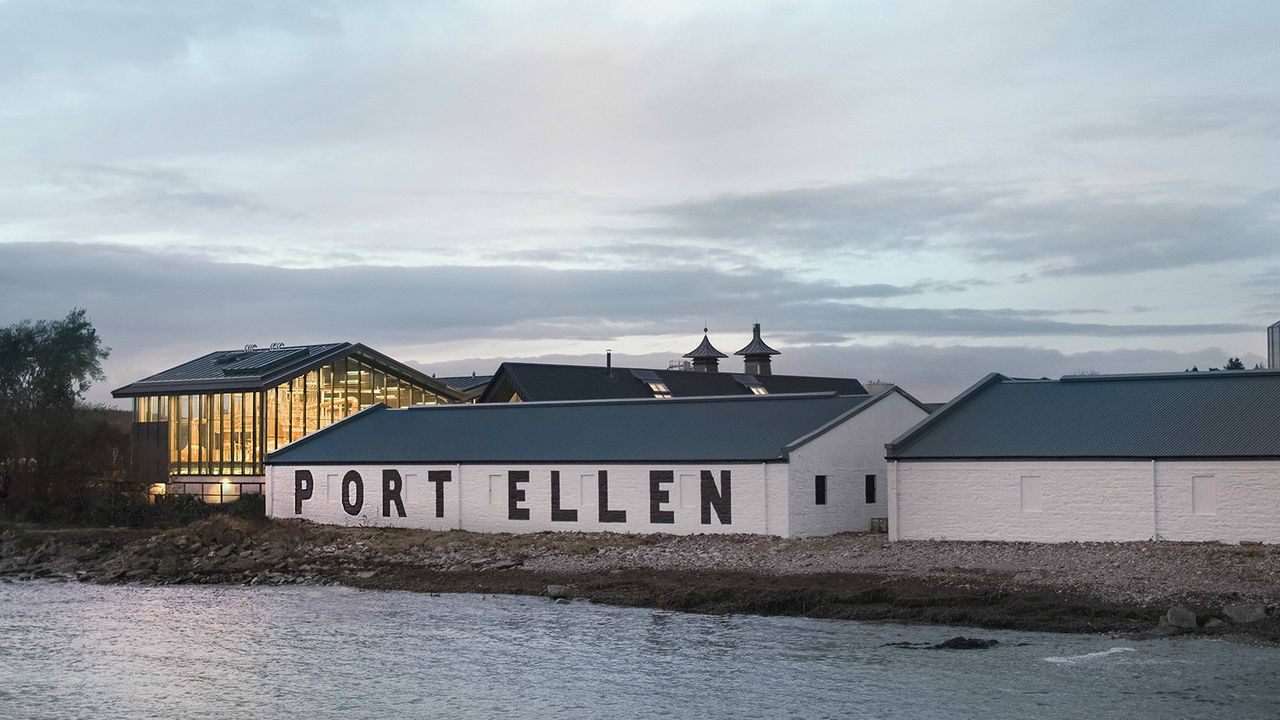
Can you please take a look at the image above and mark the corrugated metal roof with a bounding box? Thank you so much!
[436,375,494,392]
[887,370,1280,460]
[111,343,464,401]
[477,362,866,402]
[268,392,873,464]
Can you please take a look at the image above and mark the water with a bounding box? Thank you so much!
[1,582,1277,719]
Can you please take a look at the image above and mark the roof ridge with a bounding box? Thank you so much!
[405,390,855,411]
[1060,369,1280,382]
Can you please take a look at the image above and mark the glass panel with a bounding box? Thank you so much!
[359,361,373,409]
[385,373,399,409]
[201,395,212,475]
[290,376,304,442]
[372,367,385,407]
[305,370,320,434]
[230,393,241,474]
[248,392,259,473]
[332,359,349,421]
[176,395,189,474]
[319,364,334,428]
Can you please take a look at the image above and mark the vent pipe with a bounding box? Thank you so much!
[1269,321,1280,370]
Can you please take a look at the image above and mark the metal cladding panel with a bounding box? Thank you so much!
[129,344,346,385]
[890,371,1280,459]
[758,375,867,395]
[482,362,866,402]
[268,393,871,464]
[436,375,494,392]
[220,347,310,373]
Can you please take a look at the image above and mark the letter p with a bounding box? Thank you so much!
[294,470,314,514]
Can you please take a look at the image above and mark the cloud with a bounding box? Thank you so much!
[638,178,1280,276]
[1064,95,1280,141]
[0,242,1259,404]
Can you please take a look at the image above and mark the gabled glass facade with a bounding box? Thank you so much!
[131,354,446,478]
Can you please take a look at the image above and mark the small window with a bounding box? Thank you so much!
[815,475,827,505]
[647,381,672,398]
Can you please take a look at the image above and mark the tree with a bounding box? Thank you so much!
[0,309,114,507]
[1224,357,1246,370]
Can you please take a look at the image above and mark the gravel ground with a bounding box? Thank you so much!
[523,532,1280,607]
[3,519,1278,640]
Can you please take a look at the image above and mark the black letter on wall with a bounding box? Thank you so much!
[294,470,313,514]
[700,470,731,525]
[508,470,530,520]
[428,470,451,519]
[598,470,627,523]
[342,470,364,516]
[649,470,674,524]
[550,471,578,522]
[382,469,406,518]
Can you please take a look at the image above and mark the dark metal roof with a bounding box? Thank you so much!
[887,370,1280,460]
[111,342,464,401]
[268,392,874,465]
[683,333,728,359]
[435,375,494,392]
[476,362,866,403]
[734,323,781,357]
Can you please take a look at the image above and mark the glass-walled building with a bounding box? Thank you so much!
[115,343,464,502]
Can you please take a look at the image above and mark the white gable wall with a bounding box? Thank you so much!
[786,391,930,537]
[891,459,1280,543]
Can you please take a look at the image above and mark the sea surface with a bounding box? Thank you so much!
[0,581,1277,719]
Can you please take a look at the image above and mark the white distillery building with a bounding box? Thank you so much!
[886,370,1280,544]
[265,389,930,538]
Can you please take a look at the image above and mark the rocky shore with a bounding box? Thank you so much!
[2,517,1278,644]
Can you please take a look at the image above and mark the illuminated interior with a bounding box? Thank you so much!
[133,354,445,477]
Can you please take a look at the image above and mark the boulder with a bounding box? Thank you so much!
[1223,604,1267,625]
[545,584,574,600]
[1164,606,1198,629]
[934,636,999,650]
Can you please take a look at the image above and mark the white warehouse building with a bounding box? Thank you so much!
[886,370,1280,544]
[265,389,929,538]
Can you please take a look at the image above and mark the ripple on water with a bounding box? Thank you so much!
[0,581,1278,720]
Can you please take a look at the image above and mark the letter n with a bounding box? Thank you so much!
[700,470,731,525]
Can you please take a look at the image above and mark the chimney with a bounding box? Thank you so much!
[733,322,781,376]
[682,326,728,373]
[1269,321,1280,370]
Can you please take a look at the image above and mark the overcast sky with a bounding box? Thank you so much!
[2,1,1278,404]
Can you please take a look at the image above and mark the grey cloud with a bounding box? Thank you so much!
[50,164,266,214]
[1065,95,1280,141]
[639,178,1280,276]
[0,242,1256,403]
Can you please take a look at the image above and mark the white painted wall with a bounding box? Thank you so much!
[891,459,1280,544]
[268,462,791,536]
[787,391,930,537]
